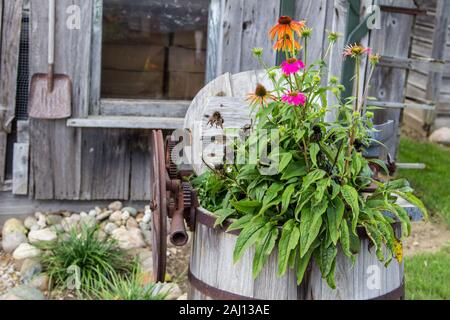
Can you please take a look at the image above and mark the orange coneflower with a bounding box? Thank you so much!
[269,16,306,41]
[273,35,301,52]
[247,84,276,106]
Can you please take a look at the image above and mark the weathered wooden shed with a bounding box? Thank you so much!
[405,0,450,134]
[0,0,445,217]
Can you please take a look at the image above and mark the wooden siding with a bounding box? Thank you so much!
[0,0,23,185]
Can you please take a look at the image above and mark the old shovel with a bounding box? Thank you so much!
[29,0,71,119]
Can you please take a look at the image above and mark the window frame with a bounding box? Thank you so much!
[87,0,210,120]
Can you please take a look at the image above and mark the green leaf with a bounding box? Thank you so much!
[296,247,313,285]
[364,223,385,262]
[252,224,279,278]
[325,259,337,289]
[341,185,360,234]
[279,152,293,173]
[281,184,297,214]
[319,243,337,278]
[368,158,390,175]
[214,208,236,227]
[339,220,353,261]
[393,191,428,221]
[281,162,307,180]
[299,207,323,258]
[233,217,267,263]
[277,220,300,277]
[327,198,344,245]
[330,180,341,200]
[302,169,327,191]
[227,214,253,232]
[310,143,320,168]
[392,204,412,238]
[231,199,261,215]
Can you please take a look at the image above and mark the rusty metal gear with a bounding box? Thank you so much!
[165,137,179,179]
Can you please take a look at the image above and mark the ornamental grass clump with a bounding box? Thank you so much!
[192,16,428,288]
[39,224,134,294]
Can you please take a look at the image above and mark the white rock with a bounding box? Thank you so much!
[28,228,57,244]
[34,212,44,220]
[0,285,45,300]
[429,127,450,146]
[126,218,139,230]
[104,222,118,235]
[29,273,50,292]
[121,211,130,221]
[24,217,38,230]
[122,207,137,217]
[37,216,46,229]
[108,201,123,211]
[80,211,88,218]
[109,211,122,223]
[96,210,112,221]
[95,207,103,214]
[2,232,28,253]
[143,212,151,224]
[88,210,97,217]
[111,227,146,250]
[2,218,27,235]
[12,244,41,260]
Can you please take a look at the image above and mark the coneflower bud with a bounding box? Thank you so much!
[252,47,263,58]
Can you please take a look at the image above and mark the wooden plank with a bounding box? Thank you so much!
[12,143,29,195]
[0,191,148,223]
[13,121,30,195]
[67,116,185,130]
[379,55,445,72]
[325,0,349,121]
[129,131,152,201]
[217,0,280,75]
[370,100,435,110]
[100,99,190,118]
[90,0,103,115]
[79,129,130,200]
[0,0,22,131]
[294,0,329,66]
[424,0,450,130]
[239,0,280,70]
[205,0,222,82]
[29,0,92,200]
[369,0,416,160]
[0,0,23,185]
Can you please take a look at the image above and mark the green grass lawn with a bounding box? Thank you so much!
[397,138,450,226]
[405,246,450,299]
[397,137,450,300]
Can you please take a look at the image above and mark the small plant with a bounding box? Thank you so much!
[39,224,133,294]
[86,265,170,300]
[192,16,428,288]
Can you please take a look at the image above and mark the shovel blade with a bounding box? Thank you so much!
[29,73,72,119]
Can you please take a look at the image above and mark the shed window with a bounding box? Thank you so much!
[101,0,209,100]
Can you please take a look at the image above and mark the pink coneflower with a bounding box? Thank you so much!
[343,43,372,58]
[282,91,307,106]
[281,58,305,75]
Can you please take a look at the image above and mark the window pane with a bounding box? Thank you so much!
[102,0,209,100]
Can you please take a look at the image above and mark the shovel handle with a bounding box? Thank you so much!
[48,0,55,92]
[48,0,55,65]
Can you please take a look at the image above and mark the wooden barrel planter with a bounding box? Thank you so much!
[188,209,404,300]
[182,71,404,300]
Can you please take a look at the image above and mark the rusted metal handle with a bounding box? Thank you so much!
[169,208,189,246]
